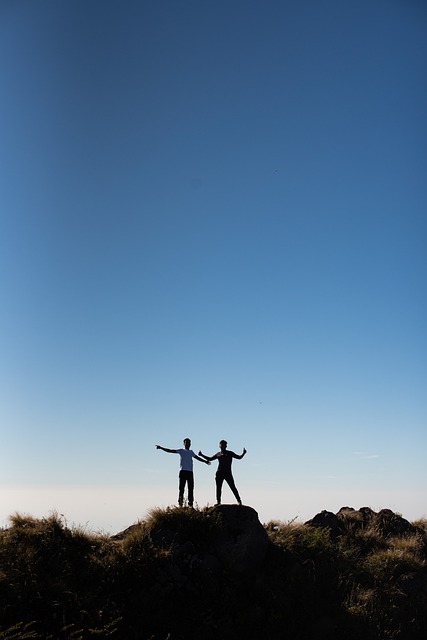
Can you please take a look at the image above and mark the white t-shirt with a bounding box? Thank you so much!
[176,448,196,472]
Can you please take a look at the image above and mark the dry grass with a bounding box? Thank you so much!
[0,507,426,639]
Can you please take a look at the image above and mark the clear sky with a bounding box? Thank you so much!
[1,0,426,534]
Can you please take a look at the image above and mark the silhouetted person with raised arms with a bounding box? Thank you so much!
[156,438,210,507]
[199,440,247,505]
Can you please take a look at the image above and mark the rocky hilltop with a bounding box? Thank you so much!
[113,504,269,574]
[0,504,426,639]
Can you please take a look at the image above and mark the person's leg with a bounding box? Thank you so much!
[188,472,194,507]
[215,473,224,504]
[178,471,186,506]
[225,474,242,504]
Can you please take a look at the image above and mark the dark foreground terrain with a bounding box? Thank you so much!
[0,505,426,639]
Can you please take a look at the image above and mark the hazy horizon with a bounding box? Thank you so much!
[1,482,425,535]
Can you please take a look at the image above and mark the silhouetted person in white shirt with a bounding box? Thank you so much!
[156,438,210,507]
[199,440,247,505]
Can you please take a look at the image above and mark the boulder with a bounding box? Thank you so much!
[206,504,269,574]
[358,506,376,521]
[305,510,341,536]
[111,505,268,575]
[336,506,368,530]
[374,509,416,537]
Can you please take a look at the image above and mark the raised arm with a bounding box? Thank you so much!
[198,450,217,462]
[194,454,211,465]
[156,445,177,454]
[234,448,247,460]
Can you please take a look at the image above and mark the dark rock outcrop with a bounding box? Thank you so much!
[306,506,417,538]
[206,504,269,573]
[305,510,342,537]
[112,504,268,574]
[374,508,416,536]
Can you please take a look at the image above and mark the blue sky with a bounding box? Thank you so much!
[1,0,426,533]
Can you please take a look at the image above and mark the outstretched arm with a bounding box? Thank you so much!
[194,454,211,465]
[234,448,247,460]
[198,450,217,462]
[156,445,177,454]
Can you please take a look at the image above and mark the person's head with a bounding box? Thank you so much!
[183,438,191,449]
[219,440,227,451]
